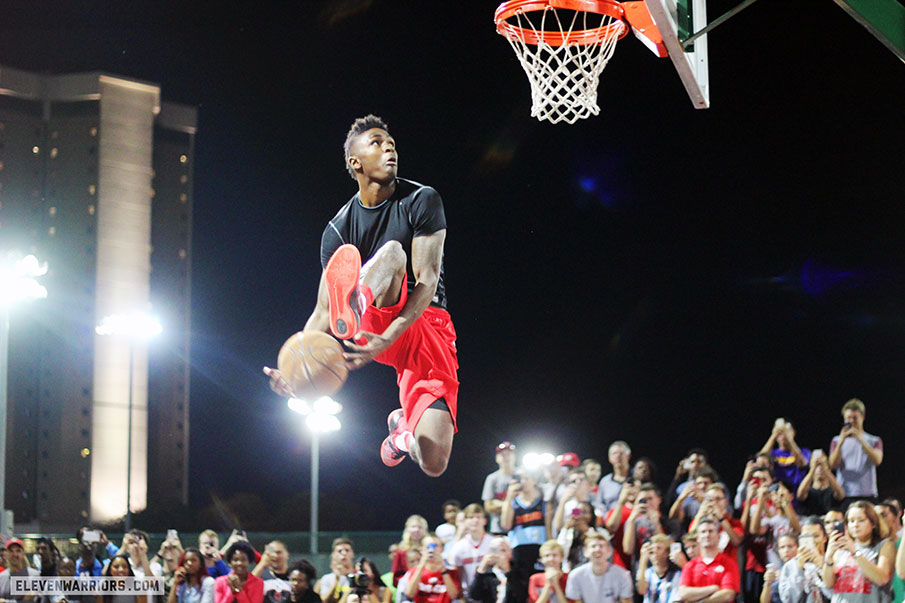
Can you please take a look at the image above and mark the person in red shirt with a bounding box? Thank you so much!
[678,517,740,603]
[528,540,568,603]
[404,535,460,603]
[688,484,744,562]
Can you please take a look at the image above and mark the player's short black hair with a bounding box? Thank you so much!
[344,114,390,180]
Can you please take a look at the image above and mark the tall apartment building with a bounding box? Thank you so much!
[0,65,194,530]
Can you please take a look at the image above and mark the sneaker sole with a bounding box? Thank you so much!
[324,244,361,339]
[381,436,405,467]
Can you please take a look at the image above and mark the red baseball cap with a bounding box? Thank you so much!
[557,452,580,467]
[5,538,24,549]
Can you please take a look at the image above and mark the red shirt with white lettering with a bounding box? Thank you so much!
[405,567,461,603]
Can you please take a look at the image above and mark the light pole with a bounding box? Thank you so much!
[95,311,162,531]
[288,396,342,554]
[0,252,48,537]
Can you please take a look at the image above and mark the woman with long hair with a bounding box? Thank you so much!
[823,500,895,603]
[391,515,428,586]
[214,542,263,603]
[167,548,215,603]
[103,554,148,603]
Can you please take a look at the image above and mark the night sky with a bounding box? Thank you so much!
[2,1,905,532]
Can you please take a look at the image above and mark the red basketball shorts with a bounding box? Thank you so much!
[355,278,459,433]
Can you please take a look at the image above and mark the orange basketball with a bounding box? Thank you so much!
[277,331,348,398]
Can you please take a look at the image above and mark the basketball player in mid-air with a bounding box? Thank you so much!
[264,115,458,477]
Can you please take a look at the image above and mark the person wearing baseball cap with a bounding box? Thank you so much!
[0,538,39,600]
[482,442,517,535]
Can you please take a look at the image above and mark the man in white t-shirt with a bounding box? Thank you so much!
[565,532,633,603]
[483,442,517,535]
[446,503,492,602]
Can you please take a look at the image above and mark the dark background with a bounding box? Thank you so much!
[2,0,904,531]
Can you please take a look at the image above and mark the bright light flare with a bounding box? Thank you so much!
[288,396,343,434]
[306,413,341,433]
[522,452,556,470]
[0,253,49,306]
[95,312,162,338]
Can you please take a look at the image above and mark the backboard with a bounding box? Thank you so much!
[644,0,710,109]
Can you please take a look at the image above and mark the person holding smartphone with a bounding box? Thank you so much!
[827,399,883,502]
[635,535,681,603]
[404,536,459,603]
[778,518,831,603]
[470,537,514,603]
[823,501,894,603]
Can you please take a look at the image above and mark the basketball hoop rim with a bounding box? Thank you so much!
[495,0,628,46]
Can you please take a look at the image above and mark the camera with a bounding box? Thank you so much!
[348,571,371,593]
[843,422,852,429]
[349,557,372,596]
[833,520,845,535]
[766,483,780,492]
[638,497,648,505]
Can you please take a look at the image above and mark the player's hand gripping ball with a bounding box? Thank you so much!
[277,331,348,398]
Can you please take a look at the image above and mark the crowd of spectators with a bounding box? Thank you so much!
[0,398,902,603]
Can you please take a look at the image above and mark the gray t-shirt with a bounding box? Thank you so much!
[0,567,41,600]
[565,563,633,603]
[830,432,882,497]
[482,469,514,534]
[596,474,626,515]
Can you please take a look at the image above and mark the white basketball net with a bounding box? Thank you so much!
[502,7,626,124]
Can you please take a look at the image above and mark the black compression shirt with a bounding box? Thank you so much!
[320,177,447,309]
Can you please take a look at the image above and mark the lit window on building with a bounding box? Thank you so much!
[48,226,55,236]
[90,127,98,137]
[50,148,59,158]
[179,154,187,163]
[49,207,57,217]
[32,146,40,154]
[179,193,187,203]
[88,204,95,215]
[178,249,186,259]
[179,175,187,184]
[88,184,96,195]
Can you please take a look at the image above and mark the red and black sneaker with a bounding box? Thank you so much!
[380,409,408,467]
[324,244,362,340]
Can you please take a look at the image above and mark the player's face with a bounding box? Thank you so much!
[349,128,397,183]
